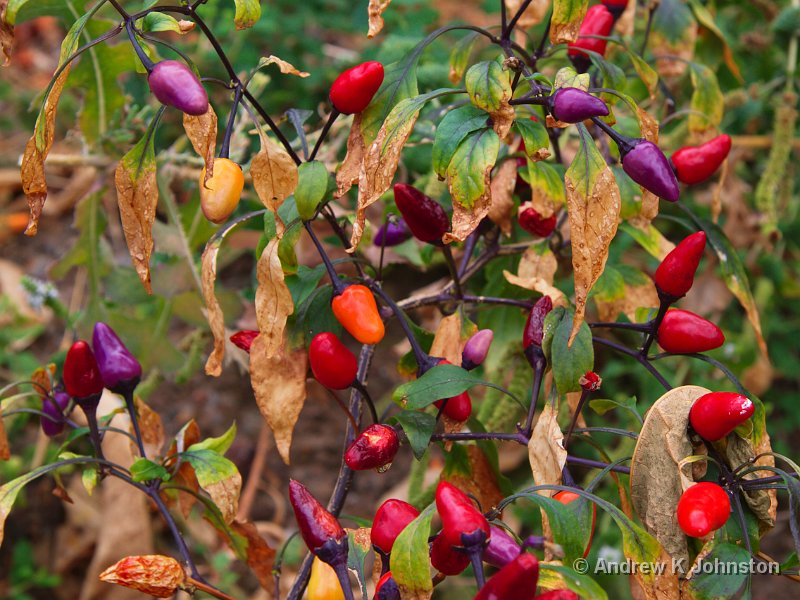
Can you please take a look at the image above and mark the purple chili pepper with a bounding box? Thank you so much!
[550,88,609,123]
[92,322,142,395]
[621,140,680,202]
[461,329,494,370]
[41,391,70,437]
[148,60,209,116]
[483,525,523,568]
[374,217,412,247]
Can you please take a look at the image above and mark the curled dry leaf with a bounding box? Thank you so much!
[99,555,186,598]
[20,66,71,236]
[488,159,517,235]
[445,445,504,513]
[251,134,299,233]
[226,519,277,591]
[444,182,492,244]
[201,242,227,377]
[114,133,159,293]
[349,102,421,251]
[528,401,567,499]
[725,434,775,530]
[177,19,195,33]
[630,385,710,573]
[429,312,466,365]
[595,279,659,323]
[367,0,392,38]
[255,238,294,358]
[183,106,218,186]
[249,334,308,465]
[336,113,366,199]
[651,23,696,79]
[503,245,567,306]
[565,133,621,345]
[133,396,165,457]
[166,420,201,518]
[258,54,310,77]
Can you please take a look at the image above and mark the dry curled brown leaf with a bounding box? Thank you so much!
[99,555,185,598]
[336,113,366,199]
[251,136,299,233]
[165,420,201,518]
[503,245,566,306]
[133,396,165,458]
[725,433,775,531]
[367,0,392,38]
[445,445,504,513]
[488,159,517,235]
[255,238,294,358]
[259,54,310,77]
[595,279,660,324]
[528,401,567,499]
[443,169,493,244]
[0,1,13,66]
[249,334,308,465]
[183,106,218,186]
[201,242,226,377]
[225,520,276,591]
[429,312,466,365]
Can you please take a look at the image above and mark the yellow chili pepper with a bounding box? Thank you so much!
[308,557,345,600]
[199,158,244,224]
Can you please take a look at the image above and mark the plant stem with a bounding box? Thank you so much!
[441,244,464,299]
[309,109,340,162]
[567,455,631,475]
[431,431,529,444]
[124,19,154,72]
[593,337,672,390]
[185,576,237,600]
[563,388,591,450]
[304,221,345,295]
[219,85,243,159]
[589,320,651,332]
[352,381,379,424]
[639,297,671,357]
[639,6,656,57]
[122,389,147,458]
[523,357,545,437]
[82,404,106,463]
[505,0,535,38]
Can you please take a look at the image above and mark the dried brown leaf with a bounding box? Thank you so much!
[99,555,185,598]
[652,27,696,79]
[429,312,465,365]
[335,113,366,199]
[491,100,516,141]
[725,434,775,530]
[503,246,566,306]
[505,0,549,30]
[114,145,158,294]
[20,67,70,236]
[367,0,392,38]
[249,334,308,465]
[445,446,504,513]
[488,159,517,235]
[251,136,299,231]
[133,396,165,457]
[183,106,218,186]
[225,520,276,591]
[630,385,711,573]
[259,54,310,77]
[165,420,201,518]
[566,164,620,345]
[595,279,660,323]
[527,402,567,499]
[201,242,226,377]
[443,168,493,244]
[349,108,419,251]
[255,238,294,358]
[0,1,13,66]
[203,469,242,525]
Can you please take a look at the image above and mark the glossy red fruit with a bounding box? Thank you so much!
[657,309,725,354]
[435,481,490,548]
[535,591,580,600]
[602,0,629,5]
[63,341,104,400]
[523,295,553,350]
[474,553,539,600]
[672,135,732,185]
[554,490,596,558]
[374,571,401,600]
[393,184,450,243]
[518,205,557,238]
[654,231,707,298]
[371,499,420,555]
[689,392,754,442]
[433,360,473,421]
[344,424,399,472]
[288,480,346,553]
[677,482,731,538]
[309,332,358,390]
[430,533,470,575]
[230,330,259,353]
[579,371,602,391]
[567,5,615,66]
[329,61,384,115]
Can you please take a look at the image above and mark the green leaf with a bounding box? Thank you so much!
[688,543,751,599]
[538,563,608,600]
[233,0,261,29]
[688,63,724,135]
[525,160,566,206]
[619,221,668,260]
[294,161,329,221]
[448,32,479,84]
[130,458,171,483]
[295,284,342,345]
[390,503,435,596]
[514,118,550,161]
[447,128,500,209]
[551,0,590,42]
[393,410,436,459]
[592,266,625,302]
[347,529,372,598]
[142,12,184,34]
[189,422,237,455]
[687,0,741,81]
[465,59,511,114]
[626,50,659,97]
[360,51,420,145]
[81,468,98,496]
[542,307,594,395]
[278,222,303,275]
[518,494,593,565]
[553,66,590,91]
[432,105,488,178]
[393,363,481,409]
[589,396,642,423]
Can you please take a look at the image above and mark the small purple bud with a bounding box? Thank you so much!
[148,60,209,116]
[621,140,680,202]
[92,322,142,395]
[550,88,609,123]
[482,525,522,568]
[41,391,70,437]
[461,329,494,370]
[374,218,412,247]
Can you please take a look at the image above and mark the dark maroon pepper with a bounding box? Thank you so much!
[393,184,450,243]
[288,479,346,554]
[344,424,399,472]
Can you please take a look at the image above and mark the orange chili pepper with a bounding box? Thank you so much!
[331,284,385,345]
[199,158,244,224]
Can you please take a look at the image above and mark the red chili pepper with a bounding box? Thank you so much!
[473,553,539,600]
[523,295,553,351]
[374,571,400,600]
[433,360,473,421]
[567,5,615,69]
[435,481,490,549]
[518,205,557,238]
[230,330,259,353]
[554,490,596,558]
[393,184,450,243]
[430,533,470,575]
[657,309,724,354]
[677,482,731,538]
[331,284,385,345]
[309,332,358,390]
[329,61,385,115]
[371,499,420,555]
[689,392,754,442]
[344,424,399,472]
[535,591,580,600]
[148,60,209,116]
[63,341,105,400]
[601,0,629,16]
[288,480,346,554]
[653,231,707,299]
[671,135,732,185]
[579,371,602,392]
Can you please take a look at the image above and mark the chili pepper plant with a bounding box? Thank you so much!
[1,0,799,599]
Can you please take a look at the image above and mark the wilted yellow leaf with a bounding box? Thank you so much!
[99,555,185,598]
[336,113,366,199]
[184,106,218,186]
[258,54,310,77]
[251,134,298,232]
[255,238,294,358]
[367,0,392,38]
[201,242,226,377]
[550,0,589,44]
[429,312,467,365]
[503,245,566,306]
[528,401,567,498]
[595,279,659,323]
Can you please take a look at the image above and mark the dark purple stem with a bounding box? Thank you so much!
[563,388,591,451]
[523,356,545,436]
[592,337,672,390]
